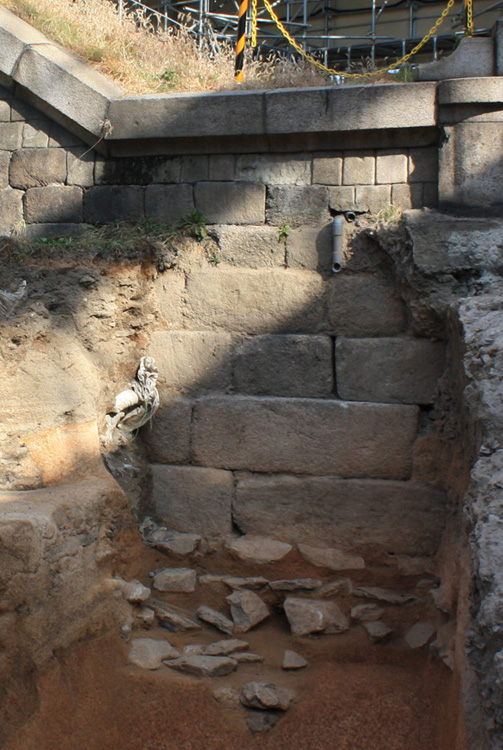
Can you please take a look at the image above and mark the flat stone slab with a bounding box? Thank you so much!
[147,528,201,556]
[197,605,234,635]
[226,590,270,632]
[269,578,322,592]
[354,587,415,605]
[222,576,269,590]
[150,600,201,632]
[282,650,308,669]
[204,639,249,656]
[283,597,349,636]
[240,682,295,712]
[227,536,293,564]
[166,655,237,677]
[152,567,197,593]
[298,544,365,571]
[234,652,264,663]
[318,579,353,597]
[350,604,385,622]
[128,638,180,670]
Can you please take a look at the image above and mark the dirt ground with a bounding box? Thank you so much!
[3,617,461,750]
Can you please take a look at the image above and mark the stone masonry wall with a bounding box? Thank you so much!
[0,83,438,236]
[0,81,448,571]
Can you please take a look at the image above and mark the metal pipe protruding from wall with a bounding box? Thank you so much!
[332,215,345,273]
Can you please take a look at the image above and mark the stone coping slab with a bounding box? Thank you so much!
[1,5,502,151]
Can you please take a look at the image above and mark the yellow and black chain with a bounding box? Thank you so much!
[251,0,462,79]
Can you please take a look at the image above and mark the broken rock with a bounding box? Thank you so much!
[282,650,307,669]
[226,590,270,632]
[227,535,293,564]
[233,652,264,663]
[354,586,415,605]
[197,605,234,635]
[283,597,349,636]
[363,620,393,643]
[204,639,249,656]
[318,578,353,597]
[152,567,197,593]
[350,604,384,622]
[115,577,151,603]
[150,600,201,631]
[298,544,365,571]
[269,578,322,592]
[149,528,201,556]
[128,637,180,669]
[166,655,238,677]
[223,576,269,590]
[240,682,295,711]
[405,622,436,649]
[136,606,156,627]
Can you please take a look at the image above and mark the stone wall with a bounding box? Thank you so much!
[0,81,438,235]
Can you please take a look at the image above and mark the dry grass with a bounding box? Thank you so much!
[0,0,341,92]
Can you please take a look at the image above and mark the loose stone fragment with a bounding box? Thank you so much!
[153,567,197,593]
[233,652,264,663]
[204,639,249,656]
[240,682,295,711]
[405,622,436,648]
[298,544,365,571]
[199,574,226,585]
[269,578,322,592]
[149,528,201,556]
[363,621,393,643]
[115,577,151,603]
[166,655,238,677]
[128,638,180,669]
[227,535,293,564]
[223,576,269,590]
[246,710,281,732]
[283,597,349,636]
[197,605,234,635]
[136,606,156,627]
[183,644,205,656]
[282,650,308,669]
[226,590,270,632]
[351,604,385,622]
[318,578,353,597]
[150,600,201,631]
[354,586,415,605]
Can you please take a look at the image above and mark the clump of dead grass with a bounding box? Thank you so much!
[1,0,335,92]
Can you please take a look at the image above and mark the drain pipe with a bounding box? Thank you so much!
[332,215,344,273]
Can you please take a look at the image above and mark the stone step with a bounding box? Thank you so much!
[191,395,418,479]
